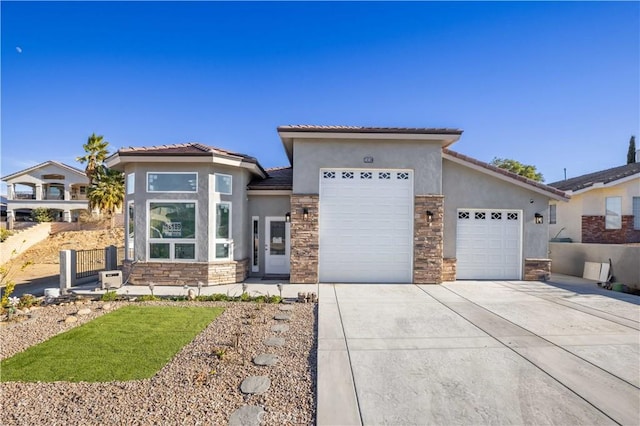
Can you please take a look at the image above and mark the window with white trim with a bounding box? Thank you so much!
[549,204,557,225]
[215,173,232,195]
[148,202,196,260]
[127,173,135,194]
[633,197,640,230]
[147,172,197,192]
[605,197,622,229]
[215,202,232,259]
[127,201,135,260]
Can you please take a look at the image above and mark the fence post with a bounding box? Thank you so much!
[105,245,117,271]
[59,249,77,294]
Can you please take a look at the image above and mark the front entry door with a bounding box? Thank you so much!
[265,217,290,274]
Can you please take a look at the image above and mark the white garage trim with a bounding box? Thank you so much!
[319,169,414,283]
[456,208,523,280]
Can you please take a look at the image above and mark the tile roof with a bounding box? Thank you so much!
[117,142,259,163]
[277,125,463,135]
[248,166,292,190]
[443,149,569,200]
[548,162,640,192]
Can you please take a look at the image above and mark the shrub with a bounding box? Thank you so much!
[18,294,38,309]
[138,295,161,302]
[267,295,282,304]
[101,291,118,302]
[0,229,13,242]
[31,208,54,223]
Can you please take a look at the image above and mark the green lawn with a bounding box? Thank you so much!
[1,305,223,382]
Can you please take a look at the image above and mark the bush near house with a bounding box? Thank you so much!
[0,228,13,242]
[31,208,54,223]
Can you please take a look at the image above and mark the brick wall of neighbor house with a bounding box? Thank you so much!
[442,258,457,281]
[414,195,444,284]
[289,194,319,284]
[582,215,640,244]
[524,258,551,281]
[122,259,249,285]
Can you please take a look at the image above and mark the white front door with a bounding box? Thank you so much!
[265,216,290,274]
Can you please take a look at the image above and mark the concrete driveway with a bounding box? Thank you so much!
[317,279,640,425]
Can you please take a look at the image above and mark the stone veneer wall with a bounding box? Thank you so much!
[413,195,444,284]
[289,194,319,284]
[524,258,551,281]
[582,215,640,244]
[123,259,249,286]
[442,258,457,282]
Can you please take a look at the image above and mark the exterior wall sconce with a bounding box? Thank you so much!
[285,212,291,223]
[535,213,544,224]
[426,210,434,226]
[302,208,309,221]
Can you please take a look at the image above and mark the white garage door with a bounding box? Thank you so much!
[456,209,522,280]
[319,169,413,283]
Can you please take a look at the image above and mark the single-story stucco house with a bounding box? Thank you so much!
[105,125,569,285]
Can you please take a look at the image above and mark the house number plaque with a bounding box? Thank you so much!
[363,156,374,164]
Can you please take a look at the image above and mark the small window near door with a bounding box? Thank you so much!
[252,217,259,272]
[633,197,640,230]
[549,205,557,225]
[605,197,622,229]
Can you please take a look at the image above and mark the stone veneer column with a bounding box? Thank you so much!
[414,195,444,284]
[289,194,319,284]
[524,258,551,281]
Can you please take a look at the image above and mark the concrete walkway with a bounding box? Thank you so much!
[317,278,640,425]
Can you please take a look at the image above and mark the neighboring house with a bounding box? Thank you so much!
[548,162,640,244]
[106,125,569,286]
[1,161,89,224]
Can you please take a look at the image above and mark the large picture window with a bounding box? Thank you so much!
[634,197,640,230]
[605,197,622,230]
[147,172,197,193]
[215,173,232,195]
[215,202,232,259]
[148,201,196,261]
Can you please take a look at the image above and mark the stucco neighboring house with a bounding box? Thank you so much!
[548,162,640,244]
[1,161,89,225]
[105,125,569,286]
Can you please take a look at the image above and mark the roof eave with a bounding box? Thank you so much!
[567,173,640,195]
[443,152,570,202]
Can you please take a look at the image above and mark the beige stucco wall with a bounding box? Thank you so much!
[549,178,640,243]
[292,139,443,195]
[442,159,551,260]
[550,242,639,289]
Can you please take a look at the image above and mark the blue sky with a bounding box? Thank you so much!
[1,1,638,189]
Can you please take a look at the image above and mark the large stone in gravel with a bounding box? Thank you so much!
[274,313,291,321]
[77,308,91,316]
[228,405,265,426]
[279,305,294,311]
[240,376,271,395]
[264,337,285,347]
[253,353,278,366]
[271,324,289,333]
[64,316,78,324]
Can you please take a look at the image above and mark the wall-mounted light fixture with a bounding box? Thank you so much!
[426,210,434,226]
[285,212,291,223]
[534,213,544,224]
[303,208,309,221]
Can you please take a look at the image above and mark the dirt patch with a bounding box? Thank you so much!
[4,228,125,285]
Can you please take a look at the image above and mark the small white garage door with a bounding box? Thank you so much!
[319,169,413,283]
[456,209,522,280]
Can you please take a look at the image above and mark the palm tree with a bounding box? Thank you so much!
[87,167,125,227]
[76,133,109,185]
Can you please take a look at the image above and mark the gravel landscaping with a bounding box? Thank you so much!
[1,299,317,425]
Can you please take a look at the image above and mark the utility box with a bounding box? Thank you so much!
[99,270,123,289]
